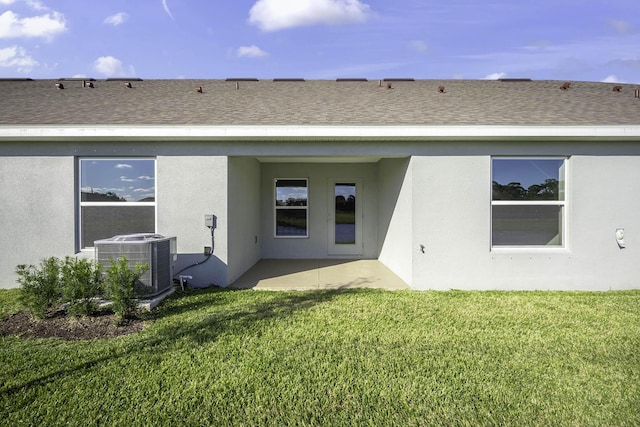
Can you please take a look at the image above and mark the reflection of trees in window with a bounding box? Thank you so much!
[275,179,308,237]
[335,195,355,212]
[491,157,566,247]
[81,190,126,202]
[79,158,156,248]
[278,197,307,207]
[492,179,558,201]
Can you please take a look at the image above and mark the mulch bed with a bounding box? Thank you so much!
[0,309,148,341]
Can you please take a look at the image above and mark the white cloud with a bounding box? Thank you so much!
[104,12,129,26]
[484,72,507,80]
[94,55,125,77]
[0,45,37,71]
[0,9,67,40]
[608,19,633,34]
[410,40,428,53]
[162,0,174,20]
[120,176,134,182]
[602,75,625,83]
[237,45,269,58]
[138,175,154,180]
[115,163,133,169]
[248,0,370,31]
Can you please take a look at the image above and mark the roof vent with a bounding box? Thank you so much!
[106,77,143,81]
[196,86,203,93]
[498,78,532,82]
[560,82,572,90]
[124,82,133,88]
[55,82,64,89]
[387,82,393,89]
[83,81,94,88]
[226,78,258,82]
[0,77,34,81]
[612,85,622,92]
[635,89,640,98]
[438,85,446,93]
[58,77,95,81]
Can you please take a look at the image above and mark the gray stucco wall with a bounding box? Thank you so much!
[1,141,639,291]
[157,156,229,287]
[409,155,640,290]
[377,157,413,285]
[227,157,261,284]
[0,157,76,289]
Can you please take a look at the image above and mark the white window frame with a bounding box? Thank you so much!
[78,157,157,250]
[491,157,568,250]
[274,178,309,239]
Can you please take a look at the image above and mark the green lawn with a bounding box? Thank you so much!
[1,287,639,426]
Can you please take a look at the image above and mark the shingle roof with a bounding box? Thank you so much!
[0,79,638,126]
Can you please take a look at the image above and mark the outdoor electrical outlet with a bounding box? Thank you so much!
[204,246,212,256]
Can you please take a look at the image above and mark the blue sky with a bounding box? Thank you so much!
[80,159,155,202]
[1,0,638,82]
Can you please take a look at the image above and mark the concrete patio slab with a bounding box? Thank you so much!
[230,259,410,291]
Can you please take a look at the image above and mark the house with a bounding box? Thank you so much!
[1,78,639,291]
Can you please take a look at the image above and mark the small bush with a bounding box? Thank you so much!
[16,257,62,319]
[61,257,103,317]
[103,256,148,322]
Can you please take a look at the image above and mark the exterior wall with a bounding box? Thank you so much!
[567,155,640,290]
[0,157,76,289]
[377,158,413,285]
[410,156,492,290]
[227,157,261,284]
[409,155,640,290]
[260,162,379,259]
[157,156,229,287]
[2,140,640,291]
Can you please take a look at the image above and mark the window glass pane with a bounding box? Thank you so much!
[276,209,307,237]
[275,179,307,206]
[493,159,564,201]
[492,205,563,246]
[81,206,155,248]
[81,159,155,202]
[335,183,356,244]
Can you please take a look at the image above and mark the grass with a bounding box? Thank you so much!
[1,287,639,426]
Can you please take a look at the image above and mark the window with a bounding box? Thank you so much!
[492,158,566,247]
[79,158,156,248]
[275,179,308,238]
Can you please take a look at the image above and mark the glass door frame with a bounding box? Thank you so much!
[327,178,363,256]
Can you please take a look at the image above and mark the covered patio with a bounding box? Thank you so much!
[230,259,410,290]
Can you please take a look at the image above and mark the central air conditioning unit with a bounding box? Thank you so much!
[94,233,177,297]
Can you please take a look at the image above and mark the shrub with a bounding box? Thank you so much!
[16,257,62,319]
[60,257,103,317]
[103,256,148,322]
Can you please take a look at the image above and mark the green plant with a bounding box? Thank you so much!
[103,256,148,322]
[15,257,62,319]
[60,257,103,317]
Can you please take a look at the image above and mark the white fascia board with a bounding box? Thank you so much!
[1,125,640,141]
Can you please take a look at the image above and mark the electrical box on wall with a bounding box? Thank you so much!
[205,214,216,229]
